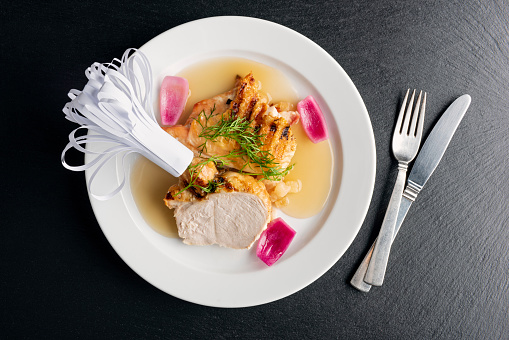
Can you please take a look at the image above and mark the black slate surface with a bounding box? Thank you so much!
[1,0,508,339]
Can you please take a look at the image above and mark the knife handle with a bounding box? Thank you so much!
[364,164,407,286]
[350,241,376,292]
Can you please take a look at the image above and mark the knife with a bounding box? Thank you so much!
[350,94,471,292]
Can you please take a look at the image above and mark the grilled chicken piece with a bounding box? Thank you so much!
[164,171,271,249]
[185,72,271,163]
[179,157,219,197]
[254,107,297,171]
[163,72,298,172]
[228,73,267,121]
[163,125,201,156]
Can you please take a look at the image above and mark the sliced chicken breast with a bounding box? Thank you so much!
[165,171,271,249]
[173,192,268,249]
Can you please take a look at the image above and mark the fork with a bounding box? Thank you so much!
[363,89,426,287]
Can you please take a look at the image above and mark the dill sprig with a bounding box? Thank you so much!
[196,107,292,181]
[177,106,293,195]
[176,153,234,195]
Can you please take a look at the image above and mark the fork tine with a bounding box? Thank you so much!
[396,89,410,134]
[401,89,416,134]
[415,92,426,139]
[409,91,423,136]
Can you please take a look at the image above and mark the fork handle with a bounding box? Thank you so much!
[351,192,414,291]
[364,163,408,286]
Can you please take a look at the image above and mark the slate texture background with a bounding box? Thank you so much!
[1,0,508,339]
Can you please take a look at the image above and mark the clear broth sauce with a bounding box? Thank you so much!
[131,57,334,236]
[280,123,334,218]
[131,157,179,237]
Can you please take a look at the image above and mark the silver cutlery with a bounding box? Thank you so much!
[351,94,472,292]
[364,89,426,286]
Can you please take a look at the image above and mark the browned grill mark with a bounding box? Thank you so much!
[214,177,225,185]
[238,82,247,97]
[231,101,239,116]
[281,126,290,140]
[247,97,258,118]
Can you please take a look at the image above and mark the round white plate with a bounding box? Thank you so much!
[85,16,375,307]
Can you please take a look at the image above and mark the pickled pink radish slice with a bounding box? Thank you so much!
[297,95,329,143]
[257,218,296,266]
[159,76,189,126]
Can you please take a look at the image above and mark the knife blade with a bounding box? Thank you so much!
[351,94,471,292]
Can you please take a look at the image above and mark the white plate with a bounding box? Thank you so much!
[85,16,376,307]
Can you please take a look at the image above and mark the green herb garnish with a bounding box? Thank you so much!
[178,106,293,195]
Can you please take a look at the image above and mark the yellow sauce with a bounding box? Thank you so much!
[131,157,179,237]
[281,124,334,218]
[131,57,334,237]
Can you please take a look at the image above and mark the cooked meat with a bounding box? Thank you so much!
[215,171,272,212]
[165,171,271,216]
[228,72,267,121]
[184,72,271,164]
[173,192,268,249]
[165,171,271,249]
[179,157,219,197]
[163,124,201,155]
[268,102,300,125]
[253,108,297,170]
[162,72,298,173]
[187,111,238,158]
[162,72,301,249]
[164,181,198,208]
